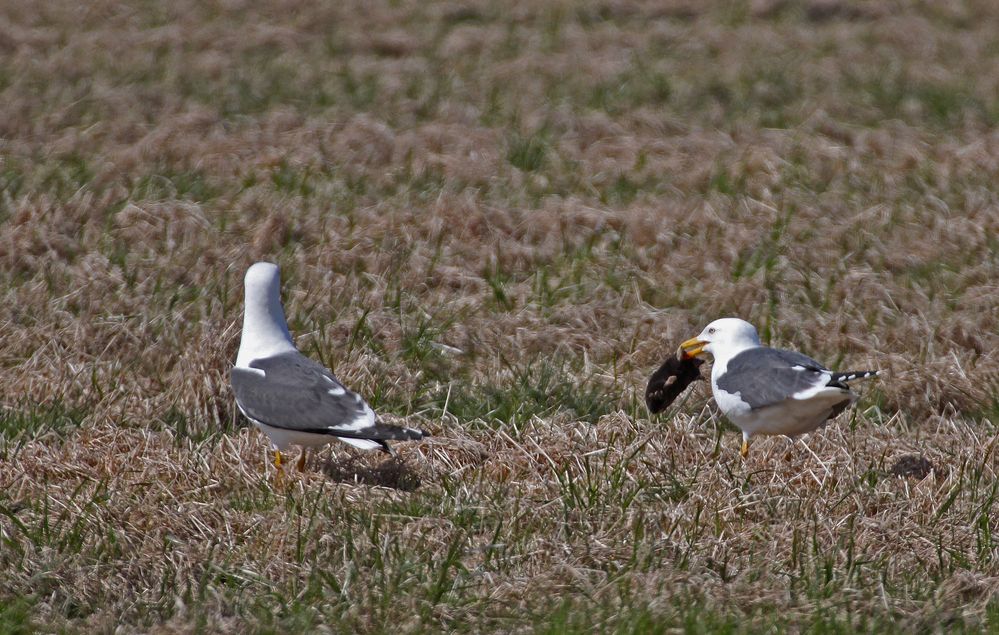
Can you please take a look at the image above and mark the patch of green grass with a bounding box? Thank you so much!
[600,173,642,205]
[507,132,549,172]
[175,47,348,116]
[686,61,803,128]
[404,166,449,202]
[0,596,35,635]
[588,71,673,115]
[0,167,25,223]
[41,152,95,198]
[338,65,381,111]
[850,70,986,128]
[556,438,648,514]
[913,82,975,125]
[0,162,26,199]
[226,481,281,515]
[430,359,620,427]
[972,391,999,426]
[0,478,116,576]
[270,160,315,197]
[730,210,791,281]
[0,402,86,460]
[530,596,771,634]
[156,406,236,444]
[131,167,218,202]
[534,592,999,634]
[704,160,746,196]
[0,153,102,206]
[741,65,802,128]
[482,259,516,311]
[396,306,463,376]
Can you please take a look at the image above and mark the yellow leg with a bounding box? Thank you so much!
[740,439,750,458]
[272,449,286,487]
[296,450,307,472]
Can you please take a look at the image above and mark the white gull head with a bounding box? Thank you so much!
[681,317,762,369]
[235,262,297,369]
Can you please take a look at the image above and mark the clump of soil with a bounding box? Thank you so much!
[890,455,934,480]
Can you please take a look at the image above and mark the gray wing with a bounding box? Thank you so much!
[230,352,425,441]
[716,348,835,410]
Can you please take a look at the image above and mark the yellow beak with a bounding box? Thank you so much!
[679,336,707,359]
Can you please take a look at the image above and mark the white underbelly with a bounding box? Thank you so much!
[719,389,855,438]
[252,420,341,450]
[251,419,384,452]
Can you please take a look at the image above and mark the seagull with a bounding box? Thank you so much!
[679,318,878,457]
[230,262,427,472]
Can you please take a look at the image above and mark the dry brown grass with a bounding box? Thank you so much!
[1,0,998,632]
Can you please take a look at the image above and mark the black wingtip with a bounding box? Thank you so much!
[379,423,429,442]
[328,422,430,446]
[378,427,427,455]
[831,370,880,384]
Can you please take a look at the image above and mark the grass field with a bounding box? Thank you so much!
[2,0,999,632]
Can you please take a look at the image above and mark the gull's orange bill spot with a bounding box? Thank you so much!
[679,336,707,359]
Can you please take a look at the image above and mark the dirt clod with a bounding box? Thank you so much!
[890,455,934,480]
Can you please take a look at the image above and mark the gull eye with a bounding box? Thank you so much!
[707,327,716,335]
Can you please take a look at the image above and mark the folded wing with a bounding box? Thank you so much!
[230,351,426,442]
[716,348,839,410]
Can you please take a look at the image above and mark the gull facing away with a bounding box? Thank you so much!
[679,318,878,458]
[231,262,427,472]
